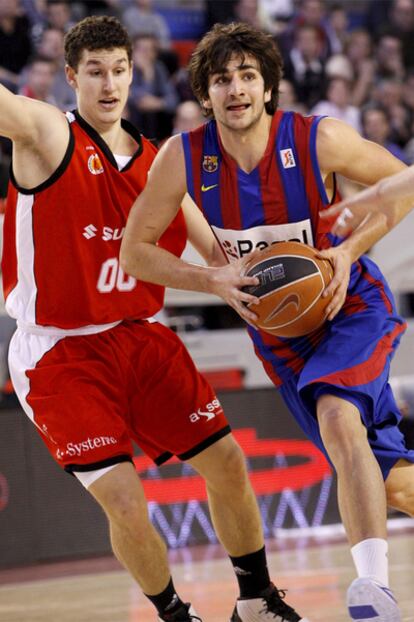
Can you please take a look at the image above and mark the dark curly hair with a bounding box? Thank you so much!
[188,22,283,118]
[64,16,132,70]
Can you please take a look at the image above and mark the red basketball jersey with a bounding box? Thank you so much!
[2,111,186,329]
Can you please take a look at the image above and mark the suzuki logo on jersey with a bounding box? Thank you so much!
[280,148,296,169]
[189,399,223,423]
[83,223,98,239]
[88,153,104,175]
[82,225,125,241]
[102,226,125,241]
[212,220,314,260]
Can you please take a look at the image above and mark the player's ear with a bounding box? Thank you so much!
[264,88,272,104]
[202,98,212,111]
[65,64,77,89]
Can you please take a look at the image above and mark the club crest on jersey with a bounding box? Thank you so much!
[279,148,296,169]
[88,153,104,175]
[202,155,218,173]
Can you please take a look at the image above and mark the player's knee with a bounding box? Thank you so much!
[317,403,367,460]
[386,483,414,517]
[207,439,248,491]
[94,484,148,529]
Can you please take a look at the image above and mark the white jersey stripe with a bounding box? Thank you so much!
[8,328,62,440]
[5,192,37,323]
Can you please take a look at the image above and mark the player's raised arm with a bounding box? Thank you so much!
[0,83,69,188]
[320,165,414,236]
[0,82,65,144]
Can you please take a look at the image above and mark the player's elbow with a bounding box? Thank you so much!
[119,239,139,278]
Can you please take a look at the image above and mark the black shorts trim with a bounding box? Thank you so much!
[64,454,133,474]
[155,425,232,466]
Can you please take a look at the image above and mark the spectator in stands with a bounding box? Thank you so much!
[259,0,294,34]
[283,23,326,110]
[369,76,412,148]
[0,0,33,91]
[361,104,409,163]
[128,34,178,141]
[21,0,48,45]
[402,70,414,113]
[18,55,56,104]
[172,100,205,135]
[277,0,330,61]
[311,76,361,132]
[374,33,405,80]
[121,0,171,51]
[324,3,348,55]
[277,78,307,114]
[388,0,414,68]
[46,0,74,32]
[37,26,76,110]
[344,28,375,107]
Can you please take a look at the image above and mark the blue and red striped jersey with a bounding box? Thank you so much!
[182,111,405,387]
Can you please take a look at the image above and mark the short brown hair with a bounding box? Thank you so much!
[64,16,132,70]
[188,22,283,117]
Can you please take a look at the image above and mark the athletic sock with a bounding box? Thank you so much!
[144,577,185,617]
[229,546,271,598]
[351,538,389,587]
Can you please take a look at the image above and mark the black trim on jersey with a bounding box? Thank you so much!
[9,120,75,195]
[64,454,133,474]
[155,425,232,466]
[74,110,143,172]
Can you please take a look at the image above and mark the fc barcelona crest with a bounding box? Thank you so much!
[203,155,218,173]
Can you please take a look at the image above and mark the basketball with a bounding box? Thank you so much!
[243,241,333,338]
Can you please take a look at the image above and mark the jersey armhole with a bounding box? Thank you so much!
[181,132,194,201]
[10,122,75,196]
[309,116,331,206]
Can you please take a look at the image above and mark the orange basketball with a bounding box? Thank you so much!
[243,241,333,338]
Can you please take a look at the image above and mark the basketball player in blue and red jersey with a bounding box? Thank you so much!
[0,17,311,622]
[121,22,414,622]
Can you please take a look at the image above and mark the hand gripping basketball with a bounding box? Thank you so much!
[242,241,334,337]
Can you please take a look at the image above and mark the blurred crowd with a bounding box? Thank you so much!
[1,0,414,177]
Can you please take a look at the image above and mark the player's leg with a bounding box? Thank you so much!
[188,435,309,622]
[317,393,387,547]
[9,328,201,622]
[385,458,414,515]
[87,463,200,621]
[316,394,401,622]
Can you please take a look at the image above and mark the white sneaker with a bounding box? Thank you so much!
[347,578,401,622]
[158,603,202,621]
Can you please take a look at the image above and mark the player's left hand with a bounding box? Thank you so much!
[316,246,352,321]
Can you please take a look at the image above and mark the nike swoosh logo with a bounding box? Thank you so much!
[201,184,218,192]
[266,293,300,322]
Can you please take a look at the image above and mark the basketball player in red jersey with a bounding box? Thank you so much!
[320,164,414,237]
[121,22,414,622]
[0,17,311,622]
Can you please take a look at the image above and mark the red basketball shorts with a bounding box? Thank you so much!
[9,320,230,473]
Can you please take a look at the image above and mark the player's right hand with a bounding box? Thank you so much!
[207,253,261,326]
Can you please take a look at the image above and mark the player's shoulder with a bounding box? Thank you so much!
[157,133,185,161]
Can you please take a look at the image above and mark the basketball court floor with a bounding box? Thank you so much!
[0,525,413,622]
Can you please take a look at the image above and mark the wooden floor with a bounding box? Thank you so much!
[0,529,413,622]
